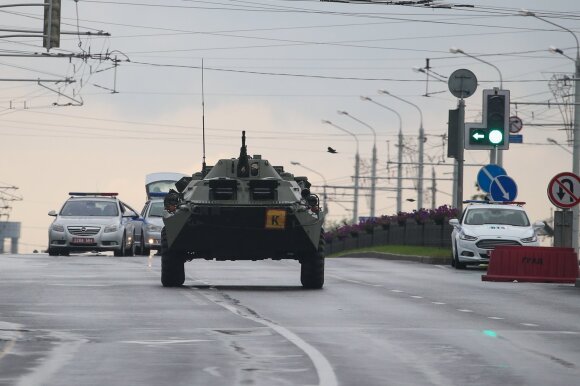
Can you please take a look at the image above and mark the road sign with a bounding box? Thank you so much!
[509,134,523,143]
[477,164,506,193]
[448,69,478,99]
[509,116,523,133]
[490,175,518,202]
[547,172,580,209]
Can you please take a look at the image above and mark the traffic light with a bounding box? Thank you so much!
[486,93,507,146]
[465,89,510,150]
[43,0,61,50]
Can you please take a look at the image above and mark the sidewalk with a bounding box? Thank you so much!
[333,251,451,265]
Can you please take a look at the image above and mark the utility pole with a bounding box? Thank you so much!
[322,120,360,223]
[378,90,424,210]
[431,167,436,209]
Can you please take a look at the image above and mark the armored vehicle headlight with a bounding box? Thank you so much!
[104,224,118,233]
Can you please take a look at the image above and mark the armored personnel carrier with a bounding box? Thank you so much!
[161,131,326,289]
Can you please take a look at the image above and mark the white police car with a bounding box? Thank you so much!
[47,193,140,256]
[449,201,543,269]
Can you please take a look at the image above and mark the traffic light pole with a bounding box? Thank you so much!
[457,98,465,215]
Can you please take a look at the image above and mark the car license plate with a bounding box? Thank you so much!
[72,237,94,244]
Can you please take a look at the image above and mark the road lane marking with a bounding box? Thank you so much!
[488,317,504,320]
[14,331,86,386]
[457,309,473,313]
[203,367,223,377]
[122,339,211,345]
[410,296,423,299]
[198,290,338,386]
[431,302,446,305]
[390,290,404,293]
[520,323,539,327]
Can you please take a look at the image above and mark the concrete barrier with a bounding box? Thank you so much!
[482,246,579,284]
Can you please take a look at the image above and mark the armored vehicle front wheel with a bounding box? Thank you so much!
[300,229,325,289]
[160,227,185,287]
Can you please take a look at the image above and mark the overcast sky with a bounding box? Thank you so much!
[0,0,578,252]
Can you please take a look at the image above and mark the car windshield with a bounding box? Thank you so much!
[464,208,530,227]
[148,202,165,217]
[60,200,119,217]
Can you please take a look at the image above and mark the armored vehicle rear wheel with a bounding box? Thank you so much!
[160,227,185,287]
[300,229,325,289]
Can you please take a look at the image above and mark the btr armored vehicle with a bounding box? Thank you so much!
[161,132,326,289]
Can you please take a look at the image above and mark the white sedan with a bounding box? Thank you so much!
[449,203,543,269]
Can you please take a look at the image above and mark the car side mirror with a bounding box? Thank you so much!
[449,218,459,227]
[533,221,545,230]
[48,210,57,217]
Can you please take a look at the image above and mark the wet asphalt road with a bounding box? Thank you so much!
[1,253,579,386]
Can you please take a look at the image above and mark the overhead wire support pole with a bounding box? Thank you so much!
[378,90,425,210]
[360,96,404,213]
[322,119,360,223]
[337,110,377,218]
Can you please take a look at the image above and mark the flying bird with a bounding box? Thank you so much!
[327,146,337,154]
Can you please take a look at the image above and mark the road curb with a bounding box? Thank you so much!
[333,251,451,265]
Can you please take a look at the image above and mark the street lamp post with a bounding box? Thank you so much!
[337,110,377,218]
[521,9,580,254]
[322,119,360,223]
[378,90,425,210]
[290,161,328,215]
[450,47,505,166]
[360,96,404,213]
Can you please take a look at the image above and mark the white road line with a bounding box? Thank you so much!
[122,339,211,345]
[410,296,423,299]
[181,291,208,306]
[431,302,446,305]
[457,309,473,313]
[488,316,504,320]
[520,323,539,327]
[391,290,404,293]
[197,290,338,386]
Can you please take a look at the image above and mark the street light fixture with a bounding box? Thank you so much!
[521,9,580,254]
[337,110,378,218]
[377,89,425,210]
[322,119,360,223]
[290,161,328,215]
[360,96,405,213]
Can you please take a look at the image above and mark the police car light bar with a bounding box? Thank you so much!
[68,192,119,197]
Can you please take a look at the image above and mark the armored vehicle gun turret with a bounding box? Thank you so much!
[161,131,326,289]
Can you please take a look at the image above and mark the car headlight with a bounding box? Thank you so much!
[459,232,477,241]
[51,224,64,232]
[146,224,163,232]
[104,224,118,233]
[521,234,537,243]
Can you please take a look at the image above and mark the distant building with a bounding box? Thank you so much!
[0,222,21,254]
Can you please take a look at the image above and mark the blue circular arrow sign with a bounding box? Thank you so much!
[477,164,507,193]
[490,175,518,202]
